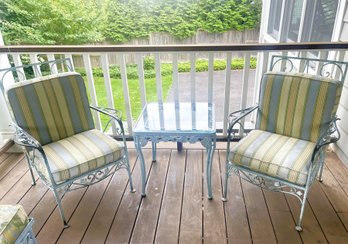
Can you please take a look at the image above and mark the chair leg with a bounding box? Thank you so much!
[222,162,229,202]
[52,189,70,229]
[296,187,309,232]
[318,163,324,182]
[124,156,136,193]
[25,154,36,186]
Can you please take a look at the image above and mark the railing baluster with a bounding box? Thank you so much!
[154,53,163,103]
[299,51,308,72]
[47,54,58,74]
[64,54,75,71]
[172,53,179,103]
[335,50,345,80]
[280,51,287,71]
[101,53,117,134]
[29,54,42,77]
[251,52,268,123]
[208,53,214,104]
[316,51,327,76]
[12,54,26,81]
[190,53,196,103]
[136,54,147,108]
[223,52,232,136]
[240,52,251,135]
[82,53,102,131]
[119,53,133,135]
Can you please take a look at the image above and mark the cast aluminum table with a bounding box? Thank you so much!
[133,102,216,199]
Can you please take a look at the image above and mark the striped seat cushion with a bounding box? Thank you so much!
[35,129,124,184]
[7,72,94,145]
[256,72,342,142]
[230,130,316,186]
[0,205,28,244]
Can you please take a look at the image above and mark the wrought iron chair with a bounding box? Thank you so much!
[222,55,348,231]
[0,59,135,228]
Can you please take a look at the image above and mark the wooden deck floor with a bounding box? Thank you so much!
[1,143,348,243]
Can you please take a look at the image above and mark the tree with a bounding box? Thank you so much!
[0,0,104,44]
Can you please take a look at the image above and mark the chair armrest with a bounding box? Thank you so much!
[11,123,56,186]
[306,116,341,183]
[228,105,258,134]
[12,123,42,151]
[90,105,125,134]
[312,116,340,161]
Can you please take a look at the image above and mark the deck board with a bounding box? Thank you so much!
[263,191,302,244]
[203,152,227,244]
[179,150,203,244]
[130,149,171,243]
[155,150,186,244]
[105,149,153,243]
[1,145,348,243]
[81,150,138,243]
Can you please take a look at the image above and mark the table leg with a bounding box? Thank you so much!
[152,141,157,162]
[177,142,183,152]
[205,137,216,200]
[134,137,147,197]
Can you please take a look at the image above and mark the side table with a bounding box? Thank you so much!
[133,102,216,199]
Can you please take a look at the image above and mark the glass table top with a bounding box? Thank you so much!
[133,102,215,134]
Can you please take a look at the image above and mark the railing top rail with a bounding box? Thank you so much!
[1,42,348,53]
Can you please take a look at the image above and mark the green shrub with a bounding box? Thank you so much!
[143,56,155,70]
[75,57,257,80]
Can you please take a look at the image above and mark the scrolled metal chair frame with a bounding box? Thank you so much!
[0,58,135,229]
[223,55,346,231]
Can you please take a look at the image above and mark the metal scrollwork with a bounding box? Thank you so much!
[228,164,305,203]
[136,134,214,149]
[319,62,344,79]
[12,124,41,149]
[270,57,294,72]
[270,55,348,83]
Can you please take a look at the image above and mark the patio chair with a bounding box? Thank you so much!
[0,69,135,228]
[222,56,347,231]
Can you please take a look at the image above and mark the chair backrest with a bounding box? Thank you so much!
[255,72,342,142]
[6,72,94,145]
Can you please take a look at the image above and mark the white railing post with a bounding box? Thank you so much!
[223,52,232,136]
[29,54,42,77]
[154,53,163,103]
[119,53,133,135]
[136,54,147,108]
[12,54,26,81]
[101,53,118,134]
[64,54,75,71]
[47,54,58,74]
[208,53,214,104]
[82,54,102,130]
[240,52,251,135]
[0,31,14,143]
[190,53,196,103]
[172,53,179,103]
[252,52,269,123]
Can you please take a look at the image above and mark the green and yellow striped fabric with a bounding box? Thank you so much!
[0,205,28,244]
[256,72,342,142]
[7,72,94,145]
[230,130,316,186]
[35,129,124,184]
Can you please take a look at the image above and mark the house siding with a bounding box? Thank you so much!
[336,1,348,165]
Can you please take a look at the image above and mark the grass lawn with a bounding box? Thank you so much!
[85,75,173,128]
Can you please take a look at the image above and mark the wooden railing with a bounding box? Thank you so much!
[1,42,348,138]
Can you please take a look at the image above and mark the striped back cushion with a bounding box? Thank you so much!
[255,72,342,142]
[7,72,94,145]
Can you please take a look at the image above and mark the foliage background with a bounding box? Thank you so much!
[0,0,262,44]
